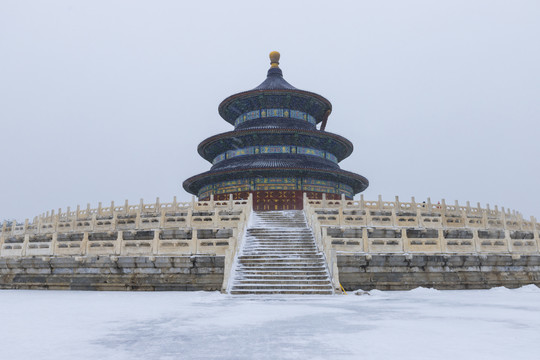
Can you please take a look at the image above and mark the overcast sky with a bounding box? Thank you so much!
[1,0,539,221]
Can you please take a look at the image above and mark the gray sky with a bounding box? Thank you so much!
[1,0,539,221]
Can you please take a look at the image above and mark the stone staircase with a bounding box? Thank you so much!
[229,210,333,295]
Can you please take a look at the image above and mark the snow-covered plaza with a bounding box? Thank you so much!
[1,286,539,360]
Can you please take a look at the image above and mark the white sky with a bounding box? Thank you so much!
[1,0,539,221]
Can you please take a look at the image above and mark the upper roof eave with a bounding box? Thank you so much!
[218,88,332,125]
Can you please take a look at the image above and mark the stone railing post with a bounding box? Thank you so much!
[402,228,409,253]
[532,217,540,253]
[427,197,432,212]
[362,227,369,253]
[338,206,344,226]
[160,209,166,229]
[330,247,340,291]
[415,197,422,225]
[0,222,5,252]
[37,216,42,235]
[81,232,89,255]
[50,233,58,256]
[67,214,75,232]
[391,197,398,227]
[111,210,118,232]
[247,193,253,213]
[481,203,489,228]
[222,247,234,292]
[136,199,143,228]
[505,229,513,253]
[21,234,29,256]
[85,202,92,220]
[472,229,481,253]
[90,213,96,232]
[191,228,199,255]
[152,229,160,255]
[115,231,123,255]
[456,200,467,225]
[438,198,446,226]
[186,207,193,227]
[213,207,219,225]
[439,229,447,253]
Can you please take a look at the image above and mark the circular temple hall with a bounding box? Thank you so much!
[183,52,369,210]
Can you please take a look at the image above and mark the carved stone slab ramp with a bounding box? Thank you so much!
[230,210,333,295]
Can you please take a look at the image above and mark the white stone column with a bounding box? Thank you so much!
[151,230,160,255]
[50,232,58,256]
[115,231,123,255]
[81,232,89,256]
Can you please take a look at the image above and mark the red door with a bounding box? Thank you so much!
[253,190,303,211]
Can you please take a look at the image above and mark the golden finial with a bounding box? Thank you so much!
[269,51,280,68]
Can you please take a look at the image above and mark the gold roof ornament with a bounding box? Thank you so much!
[269,51,280,68]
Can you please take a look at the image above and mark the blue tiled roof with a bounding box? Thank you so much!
[210,154,339,172]
[183,55,368,197]
[253,68,297,90]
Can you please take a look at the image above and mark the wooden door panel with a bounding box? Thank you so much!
[253,190,303,211]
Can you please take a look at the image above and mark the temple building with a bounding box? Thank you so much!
[1,51,538,293]
[183,52,369,210]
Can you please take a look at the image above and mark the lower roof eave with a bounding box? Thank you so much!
[183,167,368,195]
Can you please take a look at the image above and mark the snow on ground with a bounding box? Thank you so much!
[1,286,539,360]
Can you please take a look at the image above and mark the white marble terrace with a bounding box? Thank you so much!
[1,194,538,260]
[0,196,251,258]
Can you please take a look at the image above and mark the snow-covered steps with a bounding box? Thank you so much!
[229,210,333,295]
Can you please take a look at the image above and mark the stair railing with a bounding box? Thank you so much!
[303,194,339,293]
[221,194,253,293]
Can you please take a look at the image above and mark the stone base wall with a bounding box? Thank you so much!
[0,256,224,291]
[3,254,540,292]
[338,254,540,291]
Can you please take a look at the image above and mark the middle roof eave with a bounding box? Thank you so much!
[197,128,354,162]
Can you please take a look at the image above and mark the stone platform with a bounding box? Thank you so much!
[0,255,224,291]
[1,195,539,292]
[338,254,540,291]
